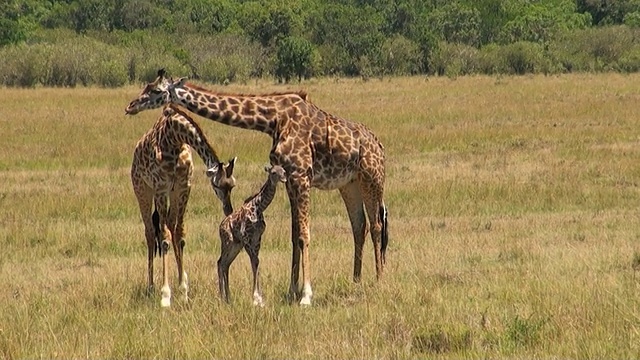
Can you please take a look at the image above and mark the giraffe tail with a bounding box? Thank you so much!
[380,203,388,264]
[152,207,162,257]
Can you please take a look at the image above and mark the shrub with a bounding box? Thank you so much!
[429,42,479,77]
[476,43,502,74]
[499,41,547,75]
[0,44,46,87]
[177,33,261,83]
[380,34,422,76]
[617,48,640,72]
[96,60,128,87]
[549,26,639,72]
[275,36,315,83]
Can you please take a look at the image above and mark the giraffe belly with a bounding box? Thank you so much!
[311,168,355,190]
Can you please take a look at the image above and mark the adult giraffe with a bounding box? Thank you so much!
[125,70,388,306]
[130,104,237,307]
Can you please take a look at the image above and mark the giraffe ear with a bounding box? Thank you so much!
[173,77,187,87]
[225,157,237,177]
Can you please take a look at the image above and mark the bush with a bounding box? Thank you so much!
[429,42,479,77]
[617,48,640,72]
[476,44,502,74]
[381,34,422,75]
[275,36,315,83]
[0,44,46,87]
[177,33,261,83]
[549,26,639,72]
[97,60,128,87]
[499,41,548,75]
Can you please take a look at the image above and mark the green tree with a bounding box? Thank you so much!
[427,2,482,46]
[499,1,591,44]
[577,0,640,25]
[169,0,236,34]
[70,0,117,32]
[238,2,301,47]
[275,35,315,82]
[309,4,384,75]
[117,0,170,32]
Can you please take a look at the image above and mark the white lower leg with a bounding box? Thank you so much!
[160,285,171,307]
[179,272,189,302]
[253,291,264,307]
[299,282,313,306]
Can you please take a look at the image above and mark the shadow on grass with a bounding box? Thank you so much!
[412,324,473,354]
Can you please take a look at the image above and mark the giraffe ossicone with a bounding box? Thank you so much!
[126,70,388,306]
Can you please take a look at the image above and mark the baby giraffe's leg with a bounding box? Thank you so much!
[217,226,243,303]
[245,236,264,307]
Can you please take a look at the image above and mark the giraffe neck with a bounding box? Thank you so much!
[167,105,221,169]
[247,179,278,214]
[223,202,234,217]
[172,84,302,136]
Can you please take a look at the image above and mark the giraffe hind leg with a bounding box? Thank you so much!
[152,206,161,257]
[169,182,191,303]
[154,195,172,307]
[132,177,157,296]
[339,182,367,283]
[245,236,264,307]
[217,227,243,303]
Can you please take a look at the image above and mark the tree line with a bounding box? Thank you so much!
[2,0,640,87]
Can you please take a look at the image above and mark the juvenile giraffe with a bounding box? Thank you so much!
[217,165,287,306]
[130,103,237,307]
[125,69,388,306]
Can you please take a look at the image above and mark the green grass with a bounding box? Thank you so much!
[1,74,640,358]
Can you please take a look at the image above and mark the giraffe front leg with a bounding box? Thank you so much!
[170,182,191,304]
[286,180,313,305]
[291,182,313,306]
[160,237,172,307]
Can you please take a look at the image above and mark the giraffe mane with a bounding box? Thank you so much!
[184,82,308,101]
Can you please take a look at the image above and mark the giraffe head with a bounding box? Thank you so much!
[265,164,287,184]
[207,157,237,215]
[125,69,187,115]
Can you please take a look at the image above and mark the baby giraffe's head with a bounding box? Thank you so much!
[265,165,287,184]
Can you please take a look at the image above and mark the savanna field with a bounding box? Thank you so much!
[1,74,640,359]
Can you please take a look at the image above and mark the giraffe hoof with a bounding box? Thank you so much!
[253,295,265,307]
[160,297,171,308]
[160,285,171,307]
[299,296,312,306]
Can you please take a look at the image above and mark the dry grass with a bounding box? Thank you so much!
[1,74,640,359]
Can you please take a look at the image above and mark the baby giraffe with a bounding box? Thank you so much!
[217,165,287,306]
